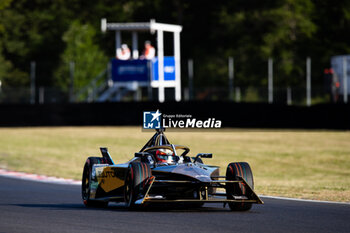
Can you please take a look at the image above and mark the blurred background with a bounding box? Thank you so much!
[1,0,350,105]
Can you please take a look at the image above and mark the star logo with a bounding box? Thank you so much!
[150,109,161,122]
[143,110,162,129]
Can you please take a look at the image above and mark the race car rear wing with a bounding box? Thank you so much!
[100,147,115,165]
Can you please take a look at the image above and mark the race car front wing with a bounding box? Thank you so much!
[135,176,264,205]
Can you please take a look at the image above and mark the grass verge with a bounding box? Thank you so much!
[0,127,349,202]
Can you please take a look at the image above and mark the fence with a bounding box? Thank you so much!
[0,57,349,105]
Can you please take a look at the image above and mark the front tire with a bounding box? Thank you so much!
[82,157,109,208]
[124,162,152,208]
[225,162,254,211]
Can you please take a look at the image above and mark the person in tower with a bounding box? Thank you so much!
[116,44,131,60]
[141,41,155,60]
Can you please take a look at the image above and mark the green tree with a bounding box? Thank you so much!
[216,0,316,88]
[0,0,129,88]
[0,0,12,32]
[0,0,11,84]
[310,0,350,80]
[0,0,28,87]
[261,0,316,86]
[2,0,350,98]
[54,21,108,92]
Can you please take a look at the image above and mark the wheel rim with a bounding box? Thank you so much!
[82,165,90,200]
[84,177,89,199]
[125,171,133,206]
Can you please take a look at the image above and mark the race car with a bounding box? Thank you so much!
[82,129,263,211]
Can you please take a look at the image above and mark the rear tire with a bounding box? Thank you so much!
[82,157,109,208]
[124,162,152,209]
[225,162,254,211]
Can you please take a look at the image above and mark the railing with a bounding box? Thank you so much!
[74,68,108,102]
[0,85,341,105]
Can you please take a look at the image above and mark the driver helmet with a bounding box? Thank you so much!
[155,149,175,164]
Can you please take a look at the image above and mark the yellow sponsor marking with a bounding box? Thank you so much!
[97,167,124,193]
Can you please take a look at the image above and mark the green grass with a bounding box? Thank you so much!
[0,127,349,202]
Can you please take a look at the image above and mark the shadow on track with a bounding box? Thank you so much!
[8,203,259,213]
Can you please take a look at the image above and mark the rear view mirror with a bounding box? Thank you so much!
[135,152,151,158]
[193,153,213,162]
[135,152,157,167]
[197,153,212,158]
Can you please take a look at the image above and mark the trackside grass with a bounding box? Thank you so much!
[0,127,349,202]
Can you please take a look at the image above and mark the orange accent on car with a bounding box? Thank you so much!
[234,163,242,191]
[237,163,245,194]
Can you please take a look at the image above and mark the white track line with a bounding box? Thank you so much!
[0,169,80,185]
[260,195,350,205]
[1,169,349,205]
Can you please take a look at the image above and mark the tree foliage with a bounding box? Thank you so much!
[1,0,350,91]
[0,0,28,86]
[54,21,108,90]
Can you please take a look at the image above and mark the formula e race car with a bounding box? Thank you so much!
[82,129,263,211]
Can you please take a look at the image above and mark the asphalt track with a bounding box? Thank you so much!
[0,176,349,233]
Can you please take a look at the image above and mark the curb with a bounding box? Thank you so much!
[0,169,80,185]
[260,195,350,205]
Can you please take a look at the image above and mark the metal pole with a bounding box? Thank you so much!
[343,56,348,103]
[228,57,234,101]
[306,57,311,106]
[157,29,165,102]
[107,61,113,87]
[184,87,189,101]
[235,87,241,102]
[147,61,152,101]
[88,88,93,103]
[92,87,96,102]
[30,61,36,104]
[115,31,121,57]
[268,58,273,104]
[39,87,44,104]
[132,32,139,59]
[287,86,292,105]
[69,61,75,103]
[174,31,181,102]
[188,59,194,100]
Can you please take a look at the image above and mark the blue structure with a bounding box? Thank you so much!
[111,57,176,84]
[331,55,350,103]
[151,57,176,82]
[101,19,182,102]
[111,59,149,83]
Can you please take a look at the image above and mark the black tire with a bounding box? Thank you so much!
[82,157,109,208]
[124,162,152,208]
[225,162,254,211]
